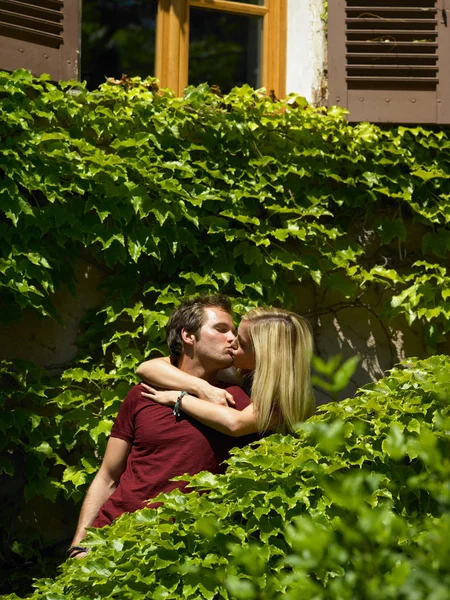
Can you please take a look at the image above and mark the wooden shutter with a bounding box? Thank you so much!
[328,0,450,124]
[0,0,79,81]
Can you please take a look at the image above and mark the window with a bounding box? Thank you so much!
[82,0,158,89]
[328,0,450,124]
[188,5,262,92]
[81,0,286,94]
[1,1,285,95]
[156,0,286,96]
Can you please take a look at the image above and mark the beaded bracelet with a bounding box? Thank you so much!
[173,391,188,417]
[67,545,88,558]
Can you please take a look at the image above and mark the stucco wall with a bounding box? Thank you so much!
[301,287,432,405]
[0,260,105,373]
[286,0,327,105]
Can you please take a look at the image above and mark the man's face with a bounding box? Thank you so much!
[189,307,237,370]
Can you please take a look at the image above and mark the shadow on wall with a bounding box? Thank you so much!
[0,260,105,373]
[296,285,438,407]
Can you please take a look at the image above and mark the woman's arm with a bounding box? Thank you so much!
[136,357,234,406]
[140,384,258,437]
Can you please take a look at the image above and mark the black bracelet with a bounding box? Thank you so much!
[67,545,88,558]
[173,391,188,417]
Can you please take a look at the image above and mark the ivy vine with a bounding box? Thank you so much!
[5,355,450,599]
[1,69,450,593]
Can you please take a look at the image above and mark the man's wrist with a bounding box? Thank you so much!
[67,545,88,558]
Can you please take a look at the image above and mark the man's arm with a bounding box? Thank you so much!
[69,437,131,556]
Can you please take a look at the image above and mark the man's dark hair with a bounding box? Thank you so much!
[166,294,232,363]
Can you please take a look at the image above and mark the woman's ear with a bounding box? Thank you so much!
[181,328,195,346]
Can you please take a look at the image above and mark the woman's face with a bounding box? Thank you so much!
[233,320,256,371]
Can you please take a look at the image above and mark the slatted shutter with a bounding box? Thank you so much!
[0,0,79,81]
[328,0,450,124]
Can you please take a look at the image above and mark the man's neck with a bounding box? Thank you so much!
[177,355,217,385]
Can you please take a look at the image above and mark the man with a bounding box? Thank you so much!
[68,295,255,558]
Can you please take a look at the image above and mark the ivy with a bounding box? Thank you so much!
[4,355,450,599]
[1,70,450,593]
[2,72,450,341]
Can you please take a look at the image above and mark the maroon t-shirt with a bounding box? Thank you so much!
[92,384,257,527]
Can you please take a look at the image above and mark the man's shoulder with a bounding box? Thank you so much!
[216,367,241,385]
[125,383,145,399]
[117,383,168,420]
[120,383,151,408]
[221,384,251,410]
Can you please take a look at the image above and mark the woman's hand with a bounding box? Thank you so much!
[195,380,235,406]
[73,550,89,560]
[140,384,178,406]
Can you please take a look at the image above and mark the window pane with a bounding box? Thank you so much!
[81,0,157,90]
[189,8,262,92]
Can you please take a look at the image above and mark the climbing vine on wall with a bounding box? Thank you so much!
[1,69,450,592]
[6,355,450,599]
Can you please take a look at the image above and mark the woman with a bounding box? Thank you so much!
[138,307,315,436]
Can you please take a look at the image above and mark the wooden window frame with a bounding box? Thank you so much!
[156,0,286,97]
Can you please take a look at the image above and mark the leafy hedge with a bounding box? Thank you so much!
[4,354,450,599]
[1,69,450,591]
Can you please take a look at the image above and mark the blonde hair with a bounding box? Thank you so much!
[243,307,314,434]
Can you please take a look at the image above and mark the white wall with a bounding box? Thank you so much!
[286,0,327,104]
